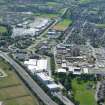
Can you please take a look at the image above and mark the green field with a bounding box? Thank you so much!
[0,26,7,33]
[72,79,97,105]
[0,60,20,87]
[96,24,105,28]
[0,58,39,105]
[53,19,72,31]
[79,0,92,3]
[47,2,58,7]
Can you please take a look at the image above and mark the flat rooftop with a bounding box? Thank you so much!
[47,83,59,89]
[36,73,53,81]
[24,59,48,72]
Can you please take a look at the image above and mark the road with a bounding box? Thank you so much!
[61,8,69,18]
[95,82,101,101]
[55,92,74,105]
[0,51,58,105]
[63,27,75,44]
[79,20,87,36]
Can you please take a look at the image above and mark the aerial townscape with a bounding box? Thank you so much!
[0,0,105,105]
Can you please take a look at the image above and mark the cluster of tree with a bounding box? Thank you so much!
[0,24,12,37]
[55,73,72,91]
[0,24,14,47]
[76,74,97,83]
[50,54,56,75]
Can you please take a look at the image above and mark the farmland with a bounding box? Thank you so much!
[0,58,39,105]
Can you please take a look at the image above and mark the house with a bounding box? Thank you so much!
[38,44,51,54]
[29,54,40,59]
[56,44,67,55]
[15,53,28,61]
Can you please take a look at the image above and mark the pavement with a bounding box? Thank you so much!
[0,51,58,105]
[95,82,101,101]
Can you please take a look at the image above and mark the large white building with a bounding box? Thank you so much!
[12,28,39,37]
[24,59,48,73]
[33,18,49,29]
[12,18,50,37]
[36,72,60,91]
